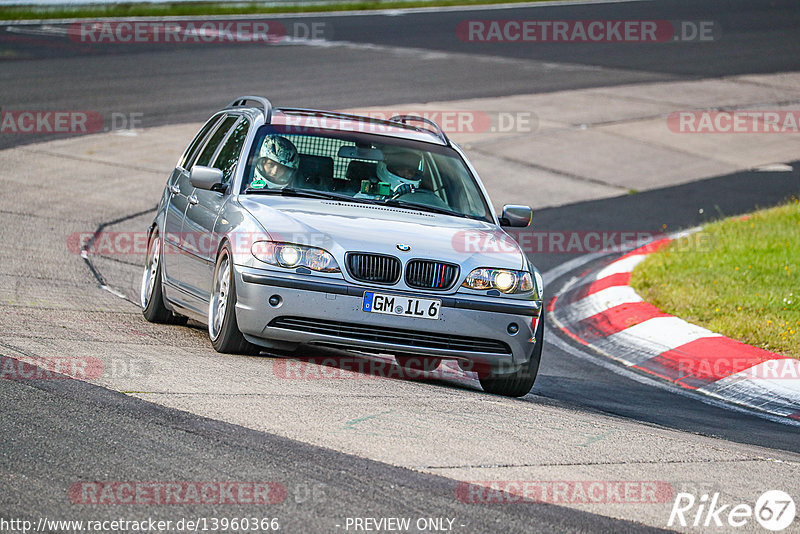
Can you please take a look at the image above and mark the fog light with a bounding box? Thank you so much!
[507,323,519,335]
[269,295,282,307]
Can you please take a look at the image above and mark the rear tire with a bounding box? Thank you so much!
[209,243,258,354]
[479,314,544,397]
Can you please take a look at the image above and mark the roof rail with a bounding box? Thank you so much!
[389,115,450,145]
[227,96,273,123]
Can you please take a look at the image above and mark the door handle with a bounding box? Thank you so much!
[169,184,180,195]
[188,195,199,205]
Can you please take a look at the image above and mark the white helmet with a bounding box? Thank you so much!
[377,149,422,190]
[253,135,299,188]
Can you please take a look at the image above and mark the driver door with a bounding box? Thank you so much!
[162,114,224,287]
[182,116,250,299]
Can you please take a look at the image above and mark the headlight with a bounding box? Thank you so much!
[462,268,534,294]
[251,241,340,273]
[534,270,543,300]
[277,245,301,267]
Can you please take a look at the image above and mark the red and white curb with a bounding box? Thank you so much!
[549,233,800,421]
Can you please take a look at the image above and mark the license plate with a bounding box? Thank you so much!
[362,291,441,320]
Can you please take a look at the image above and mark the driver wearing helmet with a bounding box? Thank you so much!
[358,149,423,199]
[250,135,299,189]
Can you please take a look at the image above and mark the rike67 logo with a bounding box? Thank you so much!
[669,490,796,531]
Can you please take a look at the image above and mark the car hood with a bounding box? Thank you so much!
[238,197,526,272]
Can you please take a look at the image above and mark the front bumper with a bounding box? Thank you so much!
[234,266,542,369]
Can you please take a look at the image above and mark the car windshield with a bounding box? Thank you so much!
[242,124,493,222]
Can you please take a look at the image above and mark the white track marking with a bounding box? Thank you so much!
[2,0,654,25]
[3,23,615,75]
[557,285,641,323]
[544,324,800,427]
[604,316,720,356]
[701,360,800,418]
[591,254,646,280]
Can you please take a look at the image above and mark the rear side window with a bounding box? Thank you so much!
[180,115,223,170]
[195,115,238,168]
[211,119,250,184]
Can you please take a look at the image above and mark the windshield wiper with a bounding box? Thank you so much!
[245,188,481,219]
[245,187,376,204]
[382,198,470,219]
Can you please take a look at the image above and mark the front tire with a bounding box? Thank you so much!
[479,314,544,397]
[209,243,257,354]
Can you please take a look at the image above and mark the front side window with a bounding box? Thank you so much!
[241,125,493,222]
[195,115,238,168]
[211,119,250,184]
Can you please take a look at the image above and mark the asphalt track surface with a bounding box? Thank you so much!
[3,373,653,533]
[1,0,800,531]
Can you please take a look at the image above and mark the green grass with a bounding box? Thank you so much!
[630,198,800,357]
[0,0,551,21]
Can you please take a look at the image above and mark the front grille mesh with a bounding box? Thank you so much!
[406,260,459,290]
[346,253,401,284]
[269,317,511,354]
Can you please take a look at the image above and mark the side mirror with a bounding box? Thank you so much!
[500,205,533,227]
[190,166,225,192]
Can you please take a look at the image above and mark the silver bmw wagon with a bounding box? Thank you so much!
[141,96,543,396]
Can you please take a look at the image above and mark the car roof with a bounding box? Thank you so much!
[219,96,450,147]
